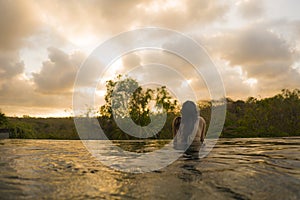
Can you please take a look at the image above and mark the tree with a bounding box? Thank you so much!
[0,111,8,127]
[221,89,300,137]
[129,87,154,126]
[100,75,140,118]
[100,75,178,120]
[155,86,178,113]
[98,75,180,139]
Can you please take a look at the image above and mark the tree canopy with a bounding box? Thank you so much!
[223,89,300,137]
[100,75,179,123]
[2,74,300,139]
[0,111,8,127]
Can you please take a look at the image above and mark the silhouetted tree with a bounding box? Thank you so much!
[0,111,8,127]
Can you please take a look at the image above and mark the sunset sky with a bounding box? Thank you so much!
[0,0,300,117]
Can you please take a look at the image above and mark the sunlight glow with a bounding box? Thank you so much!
[244,78,258,87]
[291,61,300,72]
[110,59,124,74]
[139,0,182,13]
[69,34,98,47]
[98,59,124,84]
[96,90,106,97]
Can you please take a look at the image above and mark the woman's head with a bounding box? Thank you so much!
[173,101,200,150]
[177,101,199,145]
[181,101,199,120]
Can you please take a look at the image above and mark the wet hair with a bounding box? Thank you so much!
[172,116,181,137]
[181,101,199,141]
[173,101,199,145]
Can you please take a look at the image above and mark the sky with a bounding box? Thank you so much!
[0,0,300,117]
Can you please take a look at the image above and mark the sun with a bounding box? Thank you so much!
[68,33,98,47]
[244,78,258,88]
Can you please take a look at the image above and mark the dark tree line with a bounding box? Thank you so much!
[2,74,300,139]
[223,89,300,137]
[97,75,300,139]
[0,111,7,127]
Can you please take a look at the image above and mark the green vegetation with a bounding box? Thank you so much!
[1,75,300,139]
[223,89,300,138]
[98,75,179,139]
[0,111,8,127]
[7,117,78,139]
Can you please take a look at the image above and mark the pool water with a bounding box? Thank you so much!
[0,137,299,199]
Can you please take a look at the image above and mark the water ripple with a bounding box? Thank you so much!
[0,137,299,199]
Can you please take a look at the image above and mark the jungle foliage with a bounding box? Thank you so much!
[2,75,300,139]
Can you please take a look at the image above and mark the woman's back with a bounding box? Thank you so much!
[173,115,206,151]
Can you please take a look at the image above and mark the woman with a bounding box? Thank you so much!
[172,101,206,153]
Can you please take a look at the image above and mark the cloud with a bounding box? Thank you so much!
[227,30,290,66]
[117,50,210,101]
[204,22,300,97]
[208,25,295,76]
[0,76,74,116]
[35,0,229,36]
[33,47,85,94]
[122,53,141,69]
[237,0,264,19]
[0,51,24,80]
[0,0,39,50]
[138,0,229,29]
[34,0,147,37]
[0,63,73,116]
[1,1,300,116]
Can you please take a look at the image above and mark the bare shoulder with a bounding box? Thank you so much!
[199,116,206,125]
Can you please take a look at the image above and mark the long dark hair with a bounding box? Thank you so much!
[172,101,199,149]
[181,101,199,141]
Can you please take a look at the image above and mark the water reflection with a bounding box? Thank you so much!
[0,138,299,199]
[111,140,169,153]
